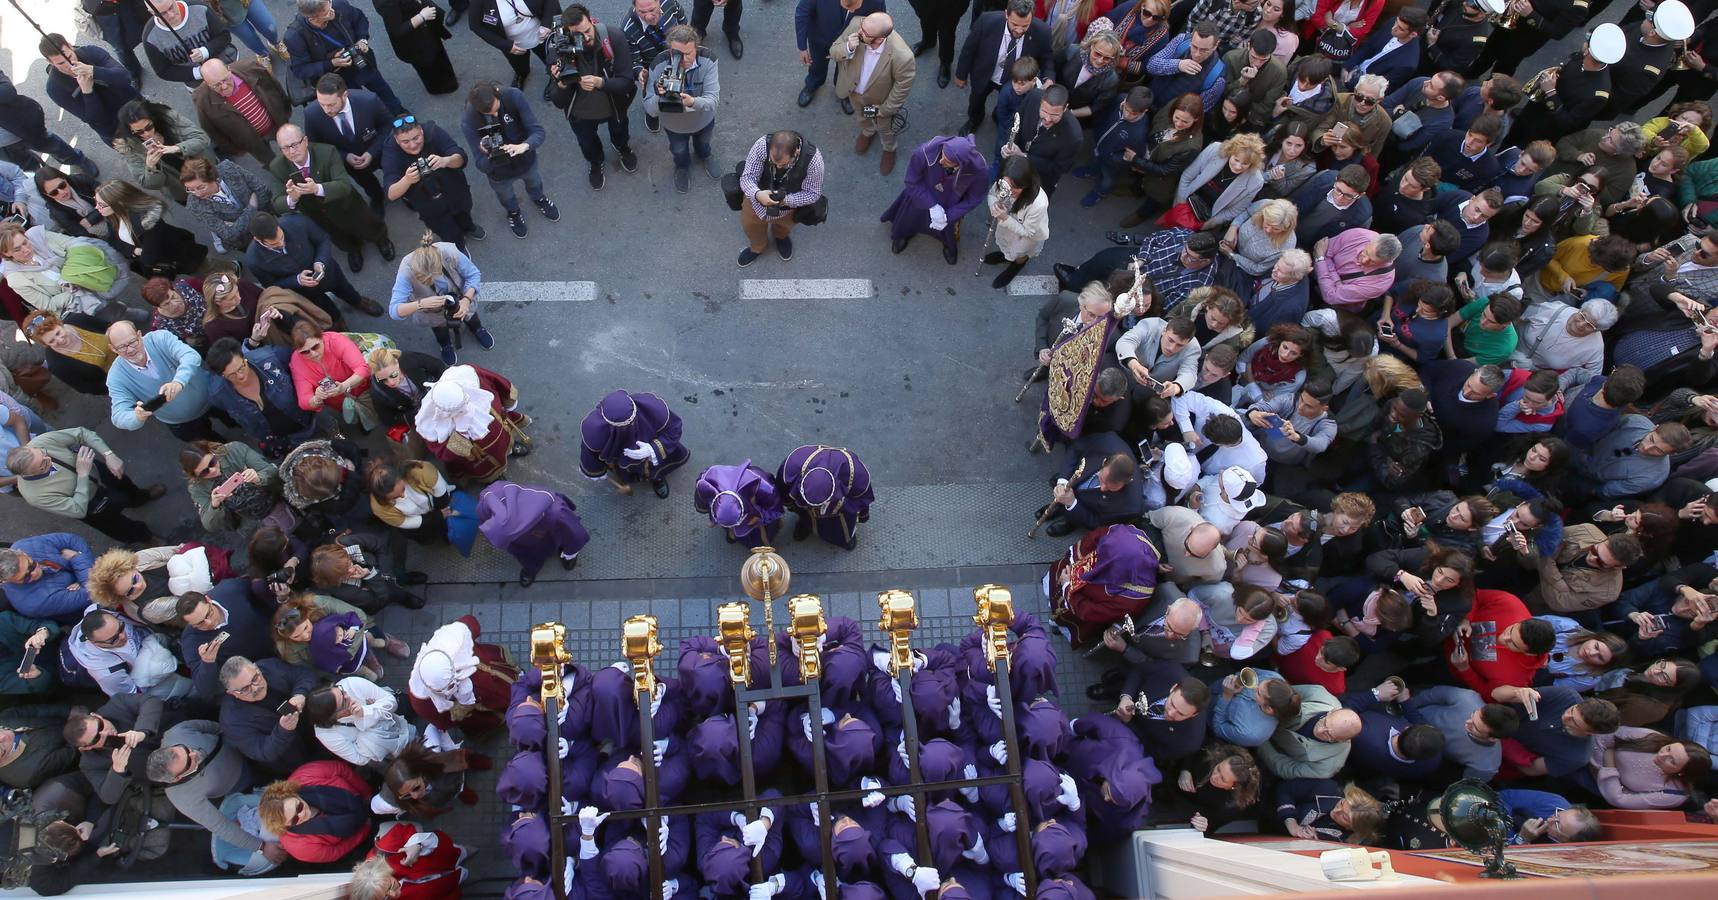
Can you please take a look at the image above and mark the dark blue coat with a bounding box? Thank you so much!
[216,657,319,776]
[286,0,378,83]
[795,0,886,51]
[206,344,319,445]
[1424,129,1500,193]
[180,579,279,700]
[380,121,473,218]
[1432,191,1491,267]
[302,87,392,162]
[42,45,140,145]
[1342,29,1420,92]
[242,214,338,290]
[955,11,1054,86]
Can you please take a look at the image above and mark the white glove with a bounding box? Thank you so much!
[959,763,980,803]
[891,678,903,703]
[738,817,768,856]
[649,681,665,717]
[929,204,948,231]
[890,794,917,822]
[911,866,941,896]
[872,649,892,673]
[809,800,821,827]
[747,705,760,740]
[578,806,609,837]
[1058,772,1082,811]
[802,712,815,743]
[963,833,989,866]
[749,884,775,900]
[608,660,633,674]
[622,441,659,463]
[986,683,1004,717]
[653,738,669,766]
[558,737,570,759]
[658,819,671,854]
[948,696,962,730]
[861,776,885,808]
[820,707,836,726]
[989,740,1009,766]
[911,651,926,672]
[562,798,576,818]
[563,855,579,888]
[1004,872,1028,896]
[810,870,828,900]
[896,735,910,767]
[998,812,1017,833]
[889,852,917,877]
[662,878,679,900]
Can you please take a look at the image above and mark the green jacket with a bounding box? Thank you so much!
[1679,157,1718,224]
[267,142,370,232]
[184,441,281,532]
[1257,685,1352,780]
[15,428,117,520]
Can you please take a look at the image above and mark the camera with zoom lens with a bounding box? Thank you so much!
[335,46,368,70]
[657,66,687,112]
[477,121,509,162]
[267,568,294,588]
[547,16,584,77]
[440,295,461,316]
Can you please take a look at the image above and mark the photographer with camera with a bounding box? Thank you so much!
[286,0,407,116]
[390,231,495,365]
[624,0,691,133]
[383,117,485,250]
[733,130,827,267]
[644,26,721,193]
[459,82,560,238]
[547,6,641,190]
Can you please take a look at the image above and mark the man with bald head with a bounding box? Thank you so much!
[830,12,916,174]
[1259,685,1362,779]
[1147,505,1228,587]
[266,122,394,277]
[192,57,289,165]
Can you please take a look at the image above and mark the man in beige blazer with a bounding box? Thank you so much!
[829,13,915,174]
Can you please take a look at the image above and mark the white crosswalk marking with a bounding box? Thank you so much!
[1007,275,1060,297]
[481,281,599,302]
[738,278,874,300]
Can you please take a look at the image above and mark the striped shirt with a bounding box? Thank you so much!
[225,76,273,136]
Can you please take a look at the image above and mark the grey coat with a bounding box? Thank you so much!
[1175,142,1267,227]
[159,719,259,852]
[1258,685,1351,780]
[184,159,275,254]
[643,51,719,135]
[1116,316,1202,393]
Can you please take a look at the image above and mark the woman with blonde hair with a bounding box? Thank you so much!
[1166,133,1267,231]
[1220,198,1298,290]
[1179,287,1254,355]
[92,179,207,278]
[1279,780,1387,843]
[0,221,131,319]
[1360,353,1422,401]
[388,232,492,367]
[257,760,375,863]
[348,823,468,900]
[196,265,267,347]
[367,344,449,429]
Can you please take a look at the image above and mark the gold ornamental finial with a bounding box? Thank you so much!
[717,602,754,686]
[530,622,570,703]
[622,615,661,694]
[788,594,826,681]
[877,590,917,676]
[972,585,1014,672]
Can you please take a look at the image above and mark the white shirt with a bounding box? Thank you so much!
[992,30,1026,85]
[334,100,356,139]
[856,42,886,94]
[1288,80,1321,103]
[1355,36,1404,74]
[497,0,543,49]
[315,676,417,766]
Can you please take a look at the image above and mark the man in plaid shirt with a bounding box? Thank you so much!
[1184,0,1263,54]
[1139,227,1221,312]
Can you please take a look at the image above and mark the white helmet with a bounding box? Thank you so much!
[1655,0,1696,42]
[1474,0,1507,15]
[1590,22,1628,65]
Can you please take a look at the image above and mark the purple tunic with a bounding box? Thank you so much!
[578,390,691,484]
[477,482,591,578]
[676,636,735,720]
[776,444,875,550]
[310,612,368,675]
[881,135,991,249]
[502,814,551,879]
[693,460,785,547]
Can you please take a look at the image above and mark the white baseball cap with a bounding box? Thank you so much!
[1590,22,1628,64]
[1655,0,1696,42]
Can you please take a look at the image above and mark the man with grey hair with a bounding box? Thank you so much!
[1512,299,1618,392]
[69,609,193,700]
[1422,359,1505,457]
[1313,228,1400,312]
[644,25,722,193]
[1029,280,1115,381]
[7,427,162,544]
[1314,74,1392,157]
[142,0,238,86]
[1553,123,1644,207]
[218,655,318,776]
[148,719,287,867]
[0,533,94,622]
[284,0,405,115]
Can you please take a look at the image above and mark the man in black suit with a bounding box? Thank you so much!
[242,212,379,327]
[1002,83,1083,193]
[305,74,393,212]
[954,0,1052,133]
[1043,433,1143,536]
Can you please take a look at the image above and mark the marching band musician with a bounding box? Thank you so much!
[1502,23,1626,147]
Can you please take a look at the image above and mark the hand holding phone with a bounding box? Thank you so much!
[140,393,169,412]
[16,645,38,676]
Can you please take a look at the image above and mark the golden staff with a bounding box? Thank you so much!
[1029,459,1086,539]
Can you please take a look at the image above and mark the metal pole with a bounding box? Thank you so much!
[530,625,571,900]
[994,656,1038,898]
[622,616,665,900]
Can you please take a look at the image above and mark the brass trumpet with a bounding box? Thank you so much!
[1490,9,1519,29]
[1237,666,1259,689]
[1521,65,1556,102]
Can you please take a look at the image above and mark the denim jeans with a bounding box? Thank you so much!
[667,122,714,170]
[487,157,547,213]
[229,1,281,55]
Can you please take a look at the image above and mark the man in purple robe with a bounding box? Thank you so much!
[776,444,874,550]
[579,390,692,499]
[503,813,552,880]
[676,636,734,721]
[880,134,990,265]
[695,791,786,897]
[498,750,549,811]
[693,460,785,547]
[589,664,684,749]
[582,818,695,900]
[477,481,590,587]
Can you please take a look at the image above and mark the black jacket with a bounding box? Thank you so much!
[39,173,103,239]
[955,12,1054,86]
[380,120,475,216]
[242,214,338,291]
[1058,432,1144,530]
[302,87,393,164]
[370,350,447,426]
[1012,89,1085,192]
[546,20,638,120]
[216,658,320,776]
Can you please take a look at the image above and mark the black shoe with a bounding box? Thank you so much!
[645,114,660,133]
[938,64,951,89]
[534,196,561,221]
[378,240,396,261]
[542,80,554,102]
[1105,230,1143,246]
[402,592,427,609]
[727,34,744,58]
[507,210,528,238]
[992,260,1025,289]
[347,249,364,273]
[401,571,430,586]
[1053,262,1080,291]
[1045,519,1075,537]
[891,236,911,254]
[793,512,812,542]
[982,250,1006,265]
[912,40,934,57]
[511,72,526,90]
[617,148,638,173]
[509,440,531,457]
[839,97,854,115]
[943,242,958,265]
[519,569,535,587]
[589,162,606,189]
[958,115,979,135]
[775,236,793,260]
[797,88,815,108]
[447,5,465,25]
[560,553,578,571]
[1086,681,1122,702]
[652,479,670,499]
[466,223,486,242]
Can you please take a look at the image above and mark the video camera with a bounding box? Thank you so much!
[656,58,687,112]
[547,16,585,77]
[477,121,509,162]
[0,789,67,889]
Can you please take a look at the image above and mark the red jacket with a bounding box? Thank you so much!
[1034,0,1116,42]
[278,760,374,864]
[1277,630,1347,695]
[1302,0,1386,45]
[370,824,463,900]
[1501,367,1565,428]
[1446,589,1546,701]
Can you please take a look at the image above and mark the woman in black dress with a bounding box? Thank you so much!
[92,180,207,278]
[372,0,459,95]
